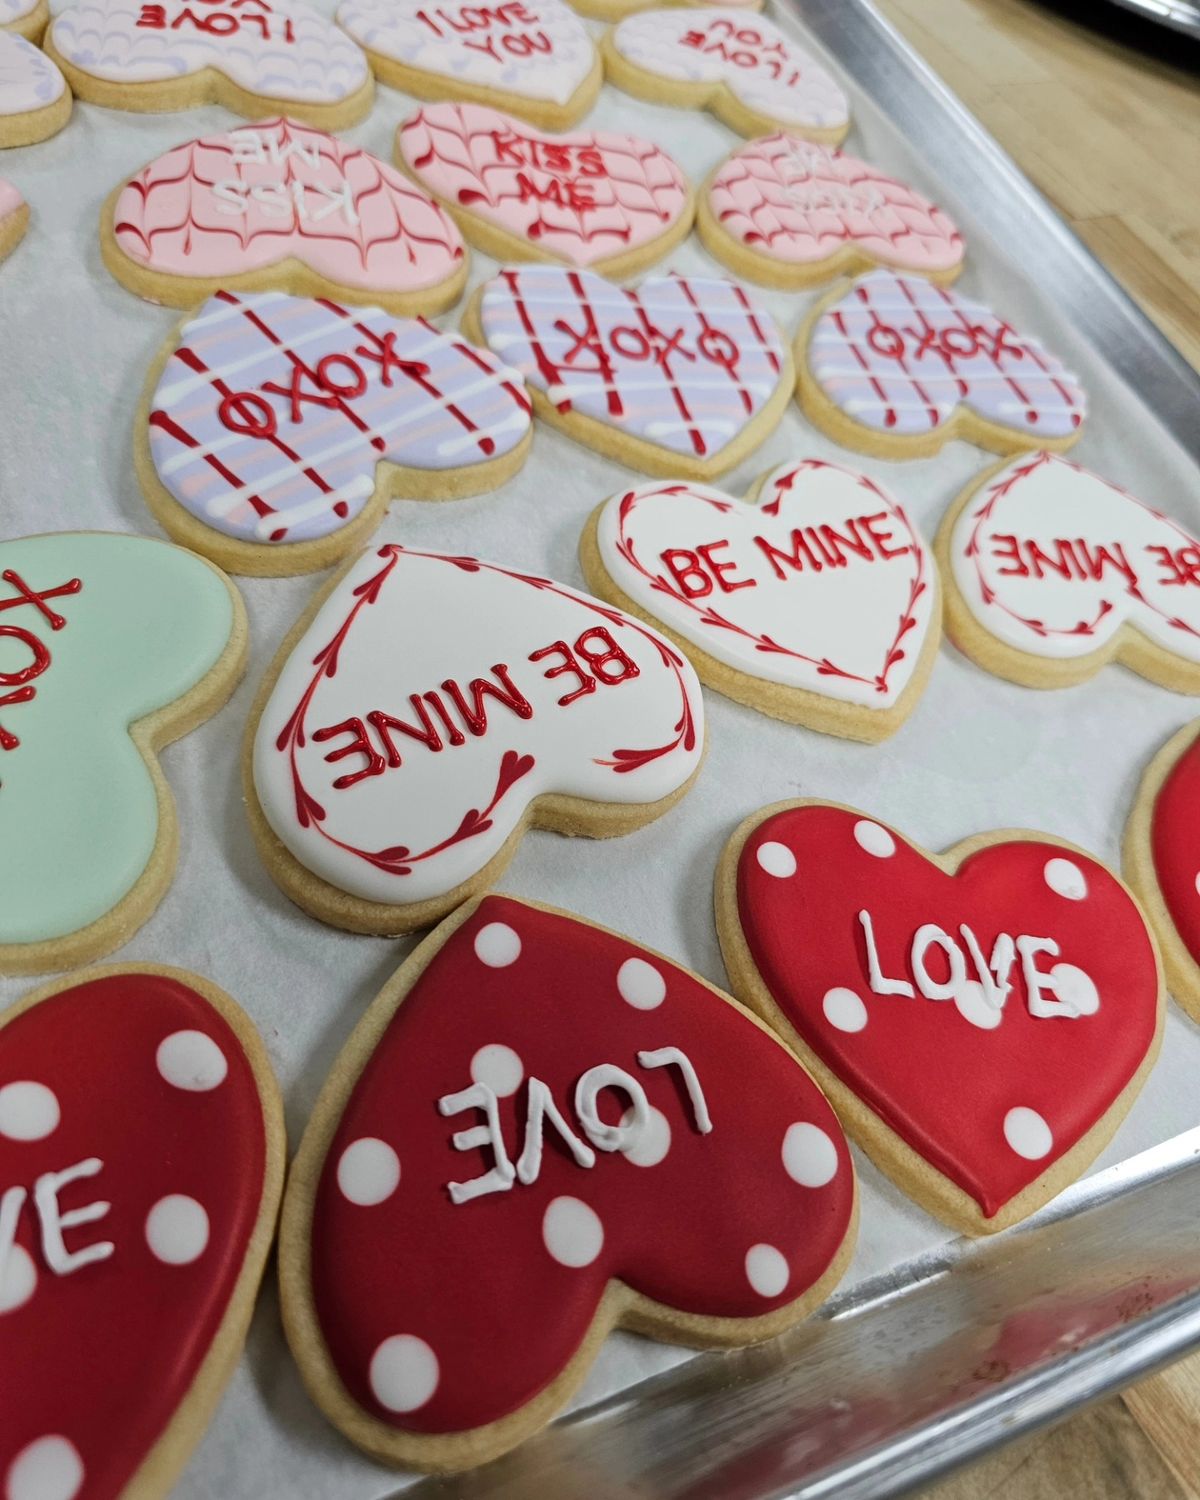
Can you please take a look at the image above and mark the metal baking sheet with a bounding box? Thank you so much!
[2,0,1200,1495]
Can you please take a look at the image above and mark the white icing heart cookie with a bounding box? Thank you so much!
[246,543,705,933]
[0,176,28,261]
[466,264,793,480]
[0,0,46,42]
[337,0,600,130]
[581,458,940,741]
[104,119,468,315]
[47,0,372,126]
[0,29,70,146]
[938,450,1200,692]
[603,9,849,143]
[699,135,964,288]
[396,101,694,277]
[139,290,533,577]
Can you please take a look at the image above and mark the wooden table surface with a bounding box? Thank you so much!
[869,2,1200,1493]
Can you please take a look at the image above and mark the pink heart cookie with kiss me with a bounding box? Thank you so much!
[396,101,693,274]
[719,802,1164,1234]
[0,968,284,1500]
[279,896,856,1470]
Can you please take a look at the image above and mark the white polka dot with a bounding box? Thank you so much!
[5,1436,83,1500]
[1004,1106,1053,1160]
[822,987,868,1033]
[542,1196,604,1268]
[469,1044,524,1097]
[337,1139,400,1207]
[756,840,796,878]
[621,1105,671,1167]
[1050,963,1100,1016]
[145,1195,209,1266]
[0,1083,59,1142]
[745,1243,790,1298]
[617,958,666,1010]
[854,820,896,858]
[474,922,521,968]
[370,1334,439,1413]
[156,1031,227,1092]
[954,980,1003,1031]
[782,1122,839,1188]
[1044,857,1087,901]
[0,1244,36,1315]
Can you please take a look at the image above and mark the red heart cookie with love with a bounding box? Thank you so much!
[582,457,939,741]
[247,544,705,934]
[0,966,284,1500]
[395,101,693,277]
[470,265,792,479]
[717,802,1164,1235]
[105,118,467,315]
[939,451,1200,691]
[279,895,856,1471]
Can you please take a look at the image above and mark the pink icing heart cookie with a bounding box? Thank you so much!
[717,801,1164,1235]
[104,118,468,315]
[46,0,371,126]
[336,0,600,130]
[699,134,964,289]
[0,176,28,263]
[1,0,47,43]
[467,264,792,479]
[396,100,693,277]
[138,289,533,577]
[0,29,70,146]
[279,895,856,1471]
[581,458,940,741]
[603,9,850,143]
[939,451,1200,692]
[0,965,284,1500]
[247,544,705,934]
[798,270,1087,459]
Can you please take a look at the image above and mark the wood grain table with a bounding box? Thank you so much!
[870,1,1200,1493]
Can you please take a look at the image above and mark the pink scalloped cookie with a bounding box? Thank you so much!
[0,966,284,1500]
[0,176,28,261]
[247,544,705,933]
[104,117,467,314]
[581,457,940,741]
[279,895,856,1470]
[0,29,70,145]
[717,801,1164,1235]
[699,135,963,288]
[396,101,693,276]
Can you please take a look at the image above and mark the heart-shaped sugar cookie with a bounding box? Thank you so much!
[718,801,1163,1234]
[582,458,939,740]
[1,0,47,43]
[247,544,704,933]
[280,895,855,1470]
[0,30,69,145]
[396,101,693,276]
[0,177,28,262]
[0,966,284,1500]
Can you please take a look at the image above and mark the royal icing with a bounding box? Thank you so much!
[0,971,275,1500]
[0,30,66,114]
[732,804,1160,1220]
[51,0,368,104]
[147,290,532,547]
[0,177,22,221]
[302,896,854,1438]
[1149,728,1200,987]
[112,119,464,296]
[594,459,935,708]
[336,0,595,108]
[0,0,40,26]
[949,451,1200,667]
[807,270,1087,442]
[479,266,787,462]
[396,101,690,269]
[706,135,963,275]
[610,11,849,135]
[0,534,236,950]
[252,545,703,908]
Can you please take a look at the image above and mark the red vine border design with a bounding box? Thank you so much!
[961,452,1200,646]
[272,544,699,880]
[613,458,927,696]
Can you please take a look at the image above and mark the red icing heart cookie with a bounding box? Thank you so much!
[0,966,284,1500]
[717,802,1163,1235]
[279,896,856,1471]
